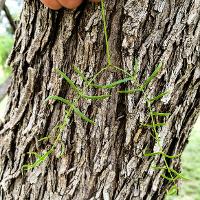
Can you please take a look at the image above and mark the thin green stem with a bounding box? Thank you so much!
[143,91,176,186]
[101,0,111,66]
[112,65,132,77]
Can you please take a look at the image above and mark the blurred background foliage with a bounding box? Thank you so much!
[166,117,200,200]
[0,1,199,199]
[0,0,22,118]
[0,34,13,83]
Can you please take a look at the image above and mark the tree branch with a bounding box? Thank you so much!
[3,4,16,33]
[0,0,6,10]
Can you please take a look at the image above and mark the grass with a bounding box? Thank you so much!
[177,116,200,199]
[0,34,13,66]
[0,34,13,85]
[166,116,200,200]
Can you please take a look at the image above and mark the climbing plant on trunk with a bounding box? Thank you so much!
[0,0,200,199]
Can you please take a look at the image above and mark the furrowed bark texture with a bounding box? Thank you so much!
[0,0,200,199]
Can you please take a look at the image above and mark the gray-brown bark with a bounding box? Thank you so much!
[0,0,200,199]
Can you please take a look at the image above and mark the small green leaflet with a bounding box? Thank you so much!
[92,77,134,89]
[27,152,41,159]
[46,96,95,124]
[38,136,51,142]
[23,147,55,171]
[151,112,171,117]
[142,123,166,127]
[167,185,178,196]
[144,151,180,159]
[118,88,143,94]
[169,168,189,180]
[46,95,73,107]
[73,107,95,124]
[55,68,81,94]
[56,68,111,100]
[161,174,176,181]
[142,63,162,89]
[149,91,169,103]
[152,166,188,180]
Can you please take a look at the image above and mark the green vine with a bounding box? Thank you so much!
[22,0,186,196]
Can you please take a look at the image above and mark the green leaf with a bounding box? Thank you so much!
[152,166,167,171]
[142,123,166,127]
[118,88,143,94]
[23,147,55,171]
[73,66,90,85]
[22,164,32,171]
[46,96,73,107]
[38,136,51,142]
[149,91,169,103]
[144,151,163,157]
[161,174,176,181]
[164,154,181,159]
[55,68,81,94]
[161,168,187,182]
[152,112,171,117]
[142,63,162,89]
[73,107,95,124]
[112,65,132,76]
[101,0,111,66]
[92,77,133,89]
[167,185,178,196]
[47,96,95,124]
[27,152,41,159]
[145,151,180,159]
[170,168,189,180]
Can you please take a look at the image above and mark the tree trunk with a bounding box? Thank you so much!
[0,0,200,199]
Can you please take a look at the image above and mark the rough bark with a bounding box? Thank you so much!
[0,0,200,199]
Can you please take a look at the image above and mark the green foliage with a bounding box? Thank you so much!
[0,34,13,66]
[142,123,167,127]
[22,146,55,170]
[22,2,187,198]
[100,0,111,66]
[92,77,134,89]
[138,65,187,196]
[152,112,171,117]
[141,63,162,90]
[166,119,200,200]
[149,91,170,103]
[144,151,180,159]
